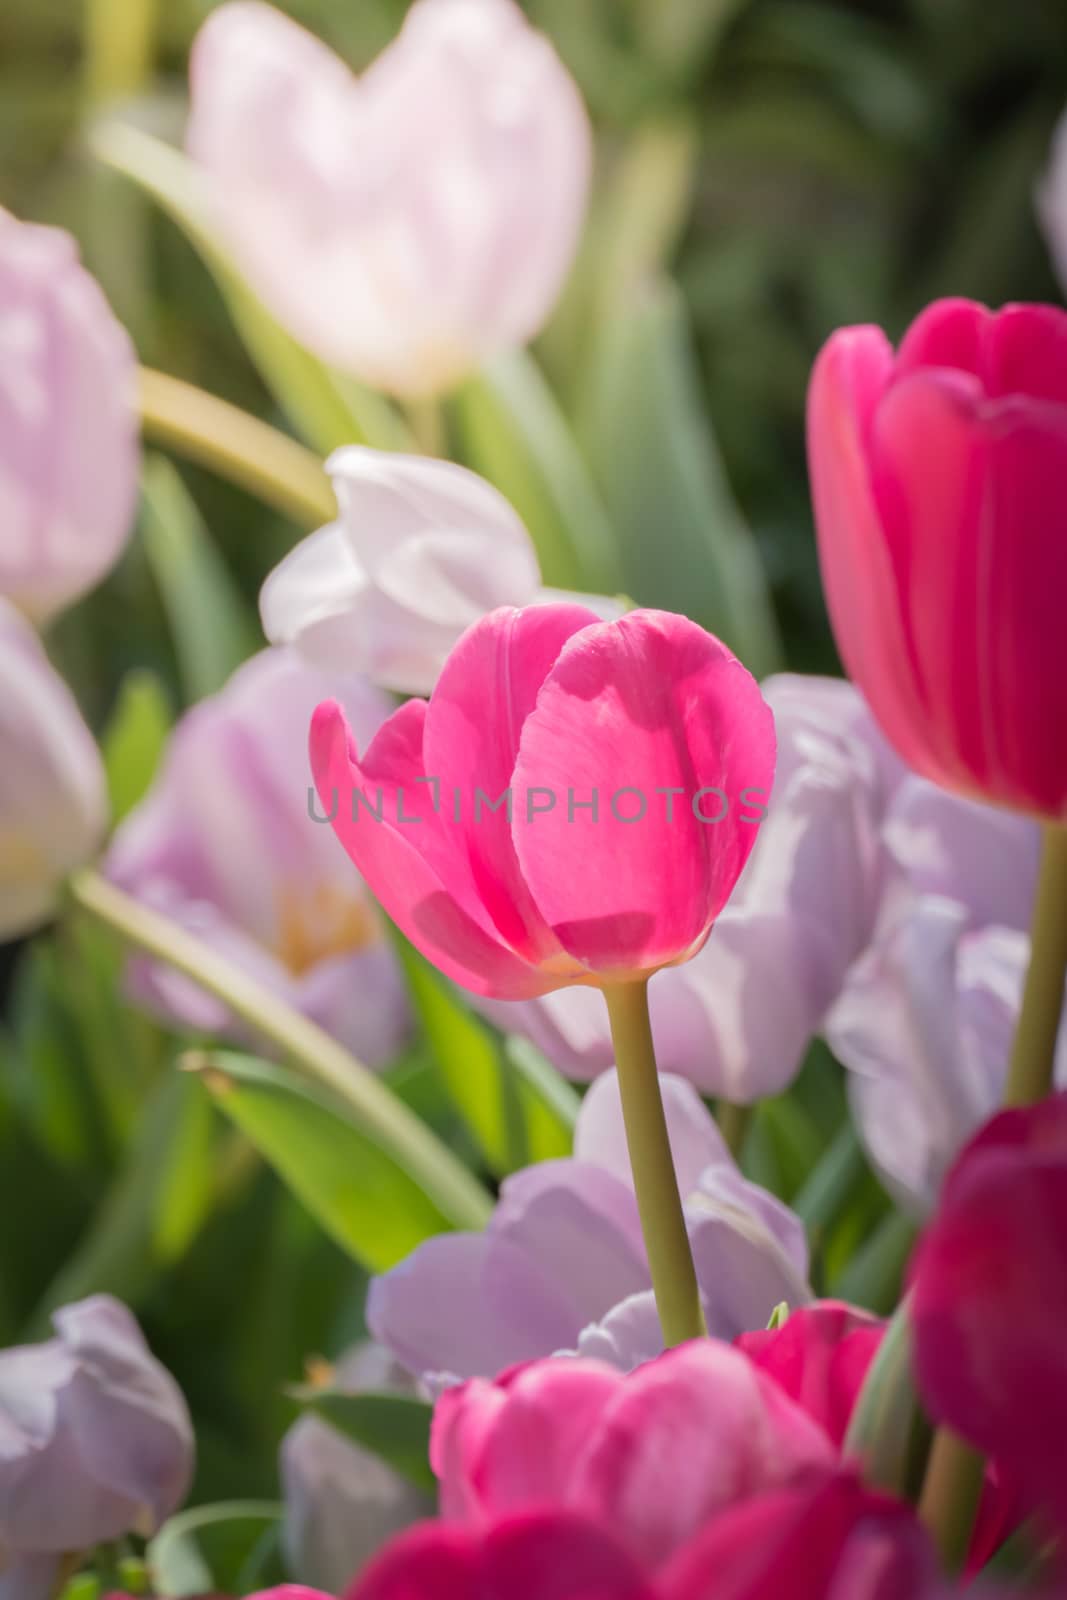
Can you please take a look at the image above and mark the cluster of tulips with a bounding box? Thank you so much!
[4,0,1067,1596]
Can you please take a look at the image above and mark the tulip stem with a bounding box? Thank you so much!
[138,367,338,529]
[918,1429,985,1573]
[66,868,493,1232]
[603,979,707,1347]
[405,395,446,458]
[1004,822,1067,1106]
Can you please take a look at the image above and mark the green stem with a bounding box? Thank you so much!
[716,1099,751,1160]
[918,1429,985,1573]
[139,367,337,529]
[1004,822,1067,1106]
[84,0,155,106]
[405,395,446,457]
[603,980,706,1346]
[67,869,492,1232]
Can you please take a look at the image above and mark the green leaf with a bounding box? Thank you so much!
[25,1070,220,1331]
[452,349,620,594]
[148,1502,284,1598]
[140,455,260,704]
[581,278,782,677]
[102,668,173,821]
[398,944,576,1175]
[832,1212,918,1315]
[192,1051,458,1271]
[843,1297,932,1500]
[89,120,409,455]
[288,1386,436,1492]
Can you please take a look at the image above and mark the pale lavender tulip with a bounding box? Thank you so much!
[281,1344,432,1591]
[826,775,1048,1213]
[0,210,137,622]
[0,1297,193,1568]
[107,647,410,1066]
[476,674,905,1100]
[187,0,591,396]
[367,1069,811,1385]
[261,448,541,695]
[0,598,107,937]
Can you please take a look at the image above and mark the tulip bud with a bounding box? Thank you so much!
[187,0,592,396]
[0,599,107,937]
[808,298,1067,820]
[0,1296,194,1564]
[0,209,138,621]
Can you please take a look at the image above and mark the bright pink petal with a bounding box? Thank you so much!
[348,1512,655,1600]
[423,604,601,967]
[309,699,549,997]
[806,329,936,782]
[736,1302,884,1449]
[897,297,1067,408]
[569,1340,834,1569]
[659,1473,937,1600]
[511,610,775,977]
[433,1361,622,1523]
[868,370,1067,815]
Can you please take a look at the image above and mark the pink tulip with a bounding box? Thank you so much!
[807,298,1067,818]
[310,605,775,999]
[658,1472,937,1600]
[910,1090,1067,1543]
[0,598,107,936]
[735,1302,884,1450]
[187,0,591,396]
[430,1342,833,1571]
[350,1511,655,1600]
[0,209,138,622]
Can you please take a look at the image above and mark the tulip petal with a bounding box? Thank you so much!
[736,1303,884,1450]
[868,369,1067,814]
[807,330,938,780]
[423,603,601,964]
[512,610,775,976]
[897,296,1067,409]
[310,699,549,996]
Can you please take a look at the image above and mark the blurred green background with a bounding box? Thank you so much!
[2,0,1067,1527]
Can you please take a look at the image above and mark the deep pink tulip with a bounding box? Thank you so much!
[658,1472,937,1600]
[348,1511,655,1600]
[910,1090,1067,1543]
[429,1342,833,1570]
[808,298,1067,818]
[310,605,775,999]
[735,1301,884,1450]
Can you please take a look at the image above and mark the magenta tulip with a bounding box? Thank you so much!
[310,605,775,999]
[735,1302,884,1450]
[430,1342,832,1570]
[0,209,138,622]
[187,0,591,397]
[350,1512,655,1600]
[910,1090,1067,1542]
[808,298,1067,818]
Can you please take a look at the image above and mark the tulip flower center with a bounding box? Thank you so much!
[275,882,381,975]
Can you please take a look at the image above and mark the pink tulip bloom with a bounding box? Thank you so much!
[310,605,775,999]
[808,297,1067,819]
[910,1090,1067,1544]
[187,0,591,397]
[658,1472,937,1600]
[351,1511,655,1600]
[430,1341,834,1571]
[0,209,138,622]
[736,1302,884,1450]
[0,598,107,937]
